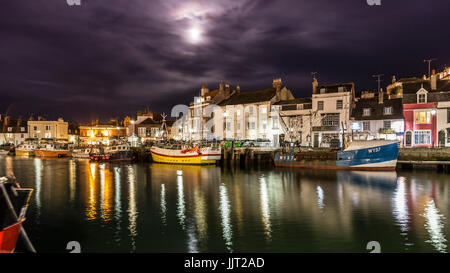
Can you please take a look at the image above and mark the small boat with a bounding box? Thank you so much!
[15,144,38,156]
[0,177,34,253]
[274,140,399,171]
[34,143,71,158]
[90,144,134,162]
[150,146,222,165]
[0,150,9,156]
[72,147,99,158]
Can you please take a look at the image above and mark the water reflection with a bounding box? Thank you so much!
[259,175,271,240]
[127,165,138,251]
[177,174,186,229]
[160,184,167,226]
[2,156,450,253]
[422,199,447,252]
[219,183,233,252]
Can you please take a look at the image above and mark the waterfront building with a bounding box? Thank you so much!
[130,109,175,143]
[389,69,450,147]
[311,78,355,147]
[274,97,313,146]
[0,116,28,146]
[350,91,404,144]
[28,117,69,141]
[79,121,126,145]
[175,82,234,141]
[215,78,295,146]
[68,123,80,145]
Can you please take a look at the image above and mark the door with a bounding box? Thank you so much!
[313,133,319,148]
[405,131,412,147]
[438,130,445,147]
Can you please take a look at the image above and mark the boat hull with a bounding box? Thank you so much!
[15,150,34,156]
[34,150,71,158]
[90,151,134,162]
[275,141,399,171]
[150,147,221,165]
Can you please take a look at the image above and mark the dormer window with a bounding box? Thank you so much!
[338,87,344,92]
[417,87,428,103]
[383,107,393,115]
[363,108,371,116]
[320,88,325,94]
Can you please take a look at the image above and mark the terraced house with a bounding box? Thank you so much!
[0,116,28,146]
[350,90,404,144]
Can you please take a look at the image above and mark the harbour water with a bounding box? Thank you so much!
[1,156,448,253]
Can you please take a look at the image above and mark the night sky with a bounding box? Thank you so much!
[1,0,449,123]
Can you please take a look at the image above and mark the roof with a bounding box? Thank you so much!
[219,88,277,106]
[0,118,28,133]
[401,79,450,94]
[403,91,450,104]
[273,97,312,105]
[352,97,403,120]
[316,82,354,94]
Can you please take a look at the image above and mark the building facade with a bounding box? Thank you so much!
[79,124,126,145]
[351,91,404,143]
[311,79,354,147]
[28,118,69,141]
[0,116,28,146]
[275,97,313,146]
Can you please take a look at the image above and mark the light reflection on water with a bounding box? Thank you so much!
[1,156,449,253]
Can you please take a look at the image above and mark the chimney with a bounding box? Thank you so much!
[4,116,10,126]
[225,83,231,97]
[200,85,209,97]
[236,85,240,94]
[431,69,437,90]
[379,88,384,104]
[312,77,318,94]
[17,117,22,127]
[38,116,44,121]
[273,78,282,100]
[392,75,396,84]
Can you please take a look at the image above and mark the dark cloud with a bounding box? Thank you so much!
[1,0,449,122]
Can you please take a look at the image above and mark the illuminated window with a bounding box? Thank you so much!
[414,110,432,124]
[414,130,431,145]
[363,108,371,116]
[384,107,392,115]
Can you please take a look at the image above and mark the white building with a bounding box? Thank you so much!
[350,91,404,143]
[275,98,313,146]
[0,116,28,146]
[311,79,354,147]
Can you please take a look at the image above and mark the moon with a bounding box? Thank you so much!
[187,26,202,44]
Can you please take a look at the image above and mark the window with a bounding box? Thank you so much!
[7,127,12,132]
[226,122,231,131]
[138,127,146,137]
[237,123,240,130]
[320,88,325,94]
[322,113,340,127]
[261,107,267,114]
[45,125,51,131]
[336,100,343,109]
[447,108,450,123]
[363,108,371,116]
[383,120,391,129]
[33,126,37,131]
[282,105,297,111]
[414,110,432,124]
[418,93,426,103]
[338,87,344,92]
[20,127,25,132]
[384,107,393,115]
[318,101,324,110]
[363,121,370,131]
[414,130,431,145]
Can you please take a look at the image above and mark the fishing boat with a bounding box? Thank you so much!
[0,150,9,156]
[72,147,99,158]
[34,143,71,158]
[150,146,222,165]
[0,177,34,253]
[15,144,38,156]
[275,140,399,171]
[89,143,134,162]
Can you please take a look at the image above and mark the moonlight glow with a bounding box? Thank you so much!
[187,26,202,44]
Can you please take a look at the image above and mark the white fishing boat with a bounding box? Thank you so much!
[150,146,222,165]
[72,147,99,158]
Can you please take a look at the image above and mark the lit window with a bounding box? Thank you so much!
[414,110,432,124]
[363,108,371,116]
[384,107,392,115]
[414,130,431,145]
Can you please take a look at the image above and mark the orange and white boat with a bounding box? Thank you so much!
[34,143,71,158]
[15,144,38,156]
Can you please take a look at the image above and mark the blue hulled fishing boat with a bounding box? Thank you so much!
[275,140,399,171]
